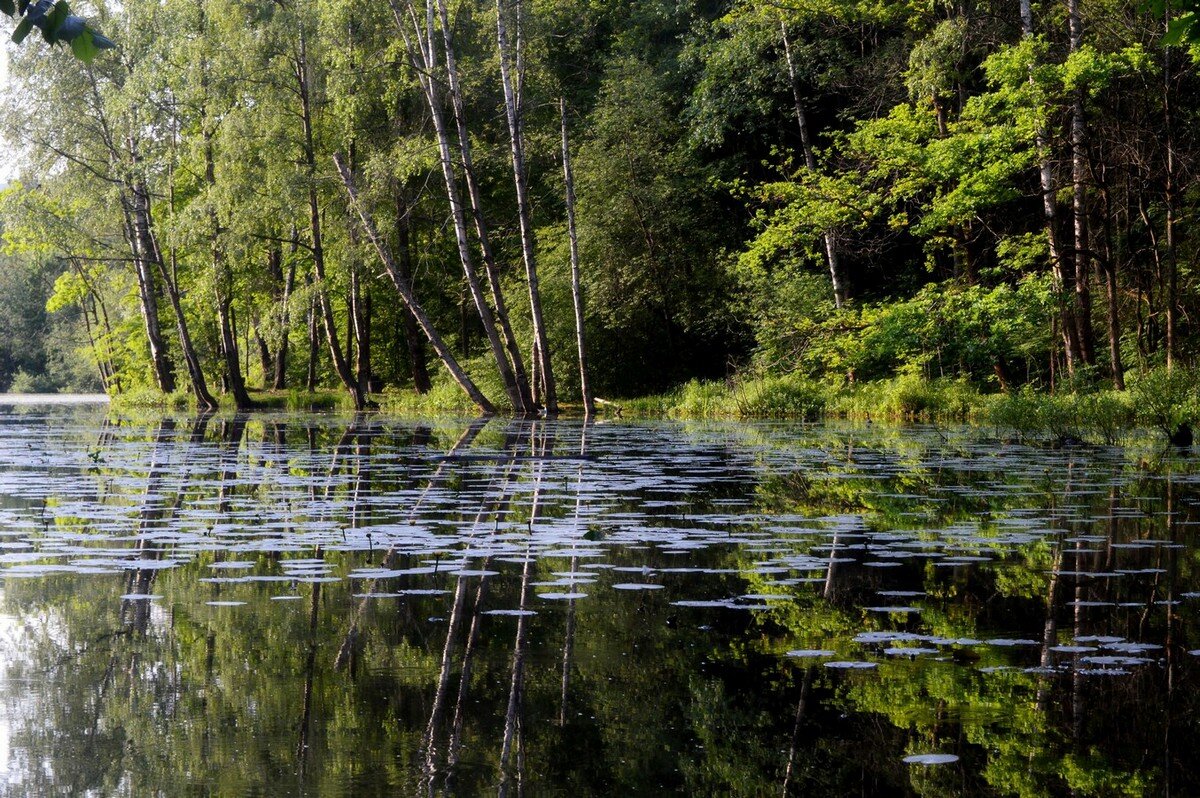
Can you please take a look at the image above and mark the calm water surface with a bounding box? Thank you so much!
[0,404,1196,796]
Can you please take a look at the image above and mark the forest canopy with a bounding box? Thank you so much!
[0,0,1196,411]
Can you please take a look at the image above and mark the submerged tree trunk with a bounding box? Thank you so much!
[335,153,496,414]
[560,99,594,417]
[497,0,556,413]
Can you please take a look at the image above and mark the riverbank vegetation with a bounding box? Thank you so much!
[2,0,1199,429]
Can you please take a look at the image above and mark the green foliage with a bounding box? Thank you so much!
[1130,366,1200,440]
[987,387,1137,444]
[828,375,983,421]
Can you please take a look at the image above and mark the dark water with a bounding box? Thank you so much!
[0,405,1197,796]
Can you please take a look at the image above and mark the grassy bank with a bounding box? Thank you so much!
[106,365,1200,447]
[621,367,1198,446]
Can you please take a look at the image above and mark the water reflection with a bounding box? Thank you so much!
[0,409,1196,795]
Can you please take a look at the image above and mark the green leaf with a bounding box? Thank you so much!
[69,27,97,61]
[42,0,67,42]
[0,0,15,17]
[1163,13,1196,46]
[11,14,32,43]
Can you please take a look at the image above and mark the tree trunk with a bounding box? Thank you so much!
[122,195,175,393]
[201,133,254,410]
[1020,0,1082,375]
[781,20,844,309]
[560,99,594,417]
[334,153,496,414]
[132,173,217,409]
[1097,179,1125,390]
[392,0,528,412]
[1068,0,1096,367]
[273,233,298,390]
[347,210,372,394]
[159,245,219,410]
[306,287,319,392]
[497,0,556,413]
[294,29,368,410]
[1163,1,1179,371]
[395,195,432,393]
[433,0,533,412]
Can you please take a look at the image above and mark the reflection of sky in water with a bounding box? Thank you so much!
[0,405,1195,794]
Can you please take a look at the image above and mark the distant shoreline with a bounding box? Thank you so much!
[0,393,110,404]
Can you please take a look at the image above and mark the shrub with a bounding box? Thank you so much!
[1130,366,1200,444]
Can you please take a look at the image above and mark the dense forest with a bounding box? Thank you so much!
[0,0,1197,412]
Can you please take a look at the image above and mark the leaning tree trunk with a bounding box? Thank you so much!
[497,0,556,413]
[87,67,173,395]
[335,153,496,414]
[391,0,527,411]
[560,99,594,417]
[135,175,217,410]
[434,0,533,412]
[122,196,175,394]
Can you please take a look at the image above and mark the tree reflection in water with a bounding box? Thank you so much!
[0,409,1195,795]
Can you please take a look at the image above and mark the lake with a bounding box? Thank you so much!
[0,402,1195,796]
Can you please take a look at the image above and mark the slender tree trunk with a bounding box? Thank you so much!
[433,0,533,412]
[133,172,216,409]
[1020,0,1081,374]
[781,20,844,309]
[497,0,556,412]
[1068,0,1095,367]
[392,0,528,412]
[347,217,372,394]
[122,195,175,393]
[273,232,299,390]
[201,132,254,410]
[1163,1,1179,371]
[356,290,372,393]
[395,196,432,393]
[335,153,496,413]
[306,288,319,392]
[160,247,219,409]
[560,99,594,417]
[1097,178,1125,390]
[76,264,119,393]
[294,30,367,410]
[83,71,170,394]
